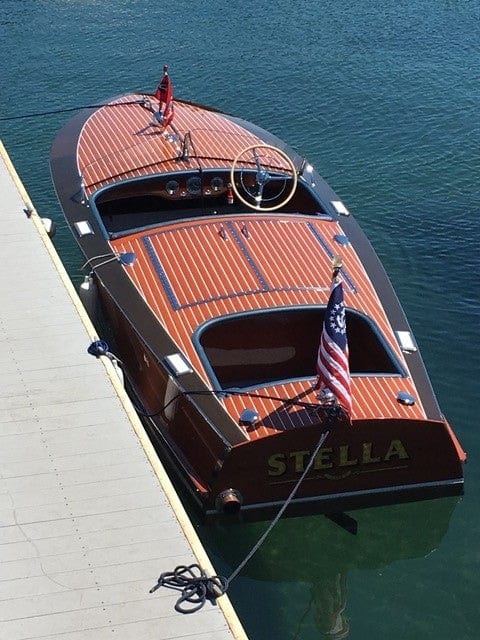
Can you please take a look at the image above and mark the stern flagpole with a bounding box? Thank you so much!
[315,256,353,419]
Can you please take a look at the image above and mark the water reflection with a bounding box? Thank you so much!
[311,573,348,638]
[198,498,458,638]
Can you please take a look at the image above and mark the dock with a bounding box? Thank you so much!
[0,141,248,640]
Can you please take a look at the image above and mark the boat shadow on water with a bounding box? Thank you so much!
[197,497,459,639]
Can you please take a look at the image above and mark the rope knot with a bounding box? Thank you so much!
[150,564,227,614]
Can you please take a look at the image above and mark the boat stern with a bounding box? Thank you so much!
[207,416,465,521]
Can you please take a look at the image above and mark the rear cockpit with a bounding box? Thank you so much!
[196,307,405,391]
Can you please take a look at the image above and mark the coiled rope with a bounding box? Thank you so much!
[149,565,227,614]
[87,340,338,613]
[148,428,332,613]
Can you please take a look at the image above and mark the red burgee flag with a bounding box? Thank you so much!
[315,277,352,415]
[154,65,174,127]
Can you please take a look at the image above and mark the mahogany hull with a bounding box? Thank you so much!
[50,80,466,521]
[98,281,463,520]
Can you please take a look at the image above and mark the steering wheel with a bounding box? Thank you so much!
[230,144,298,212]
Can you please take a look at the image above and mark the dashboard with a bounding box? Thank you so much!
[162,172,229,200]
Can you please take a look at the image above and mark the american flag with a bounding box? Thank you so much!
[315,277,352,415]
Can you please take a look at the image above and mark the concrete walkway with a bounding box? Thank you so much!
[0,140,248,640]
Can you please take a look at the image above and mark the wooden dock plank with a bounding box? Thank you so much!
[0,142,246,640]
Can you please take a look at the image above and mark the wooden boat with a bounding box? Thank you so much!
[50,67,466,521]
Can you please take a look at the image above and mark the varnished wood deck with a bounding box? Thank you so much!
[73,91,427,438]
[0,142,247,640]
[110,214,426,437]
[78,97,272,196]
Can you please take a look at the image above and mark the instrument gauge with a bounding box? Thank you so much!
[210,176,224,192]
[165,180,180,196]
[186,176,202,195]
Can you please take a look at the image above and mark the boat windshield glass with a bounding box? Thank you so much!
[197,308,404,390]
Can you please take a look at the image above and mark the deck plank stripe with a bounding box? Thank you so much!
[78,98,267,195]
[111,211,426,435]
[80,97,427,433]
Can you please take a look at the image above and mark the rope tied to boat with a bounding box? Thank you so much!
[0,99,147,122]
[87,341,344,613]
[149,564,227,614]
[87,340,338,416]
[149,427,332,613]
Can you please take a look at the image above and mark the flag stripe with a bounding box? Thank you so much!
[316,278,353,415]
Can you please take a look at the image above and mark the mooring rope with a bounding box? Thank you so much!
[0,99,147,122]
[224,428,330,586]
[87,340,325,417]
[87,340,338,613]
[149,564,227,614]
[149,428,331,613]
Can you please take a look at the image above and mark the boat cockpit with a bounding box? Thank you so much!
[93,169,325,238]
[195,307,406,391]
